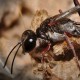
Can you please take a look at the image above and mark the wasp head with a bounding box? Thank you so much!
[21,30,37,53]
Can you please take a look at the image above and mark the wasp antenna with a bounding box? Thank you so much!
[3,42,21,68]
[64,32,80,71]
[11,44,22,74]
[73,0,80,16]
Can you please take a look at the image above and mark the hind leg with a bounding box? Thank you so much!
[73,0,80,16]
[59,9,80,71]
[64,32,80,71]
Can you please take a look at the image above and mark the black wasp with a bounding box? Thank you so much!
[3,2,80,74]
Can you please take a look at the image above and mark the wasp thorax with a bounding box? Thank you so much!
[21,30,37,52]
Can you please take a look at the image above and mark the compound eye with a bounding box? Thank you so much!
[22,30,37,52]
[24,38,36,52]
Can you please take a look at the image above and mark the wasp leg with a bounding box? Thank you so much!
[41,43,51,63]
[58,5,80,71]
[42,43,51,53]
[64,32,80,71]
[38,43,51,71]
[74,22,80,25]
[73,0,80,16]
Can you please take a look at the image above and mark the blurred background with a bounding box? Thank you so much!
[0,0,80,80]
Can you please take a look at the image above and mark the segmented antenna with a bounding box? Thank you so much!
[3,42,21,68]
[11,44,22,74]
[3,10,27,74]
